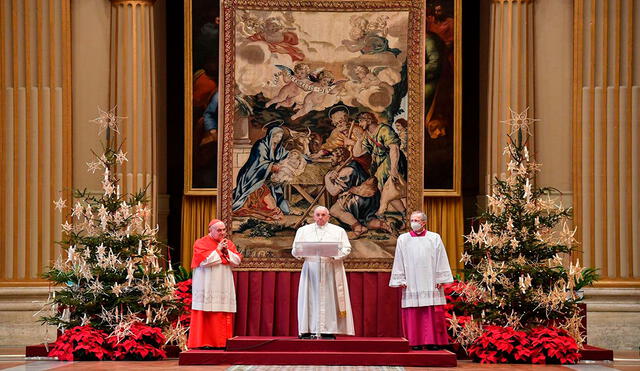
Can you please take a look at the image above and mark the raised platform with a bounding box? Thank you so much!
[178,336,458,367]
[580,344,614,361]
[225,336,409,353]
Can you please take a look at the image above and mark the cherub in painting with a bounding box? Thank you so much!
[290,70,347,120]
[353,65,382,91]
[266,63,311,109]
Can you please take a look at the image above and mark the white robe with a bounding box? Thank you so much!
[292,223,355,335]
[389,231,454,308]
[191,250,242,312]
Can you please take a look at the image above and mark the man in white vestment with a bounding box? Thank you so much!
[292,206,355,339]
[389,211,453,350]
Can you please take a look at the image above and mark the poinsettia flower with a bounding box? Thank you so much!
[48,325,112,361]
[107,322,167,361]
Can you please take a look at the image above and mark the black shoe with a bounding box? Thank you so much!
[411,345,423,350]
[298,333,313,339]
[425,345,443,350]
[320,333,336,340]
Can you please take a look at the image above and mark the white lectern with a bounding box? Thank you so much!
[294,242,340,258]
[294,241,341,338]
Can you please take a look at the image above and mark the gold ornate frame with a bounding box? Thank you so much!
[183,0,220,195]
[228,257,398,272]
[218,0,424,271]
[423,0,461,197]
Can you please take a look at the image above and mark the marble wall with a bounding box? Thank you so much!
[584,288,640,350]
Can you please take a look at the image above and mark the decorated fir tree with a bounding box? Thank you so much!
[40,108,186,359]
[450,109,591,351]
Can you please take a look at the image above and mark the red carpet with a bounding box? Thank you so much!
[178,336,457,366]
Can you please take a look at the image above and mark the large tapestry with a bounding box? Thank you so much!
[218,0,423,270]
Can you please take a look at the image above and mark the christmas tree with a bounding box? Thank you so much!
[450,108,588,349]
[40,108,186,358]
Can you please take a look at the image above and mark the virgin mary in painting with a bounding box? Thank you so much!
[232,126,291,220]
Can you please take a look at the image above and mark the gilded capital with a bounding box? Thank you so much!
[491,0,534,3]
[110,0,156,5]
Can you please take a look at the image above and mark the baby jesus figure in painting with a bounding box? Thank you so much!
[270,150,307,184]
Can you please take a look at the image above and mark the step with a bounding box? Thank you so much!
[178,349,458,367]
[580,345,614,361]
[226,336,409,353]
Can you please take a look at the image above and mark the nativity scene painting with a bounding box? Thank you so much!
[222,8,420,262]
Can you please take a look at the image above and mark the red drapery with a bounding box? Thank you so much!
[232,272,404,337]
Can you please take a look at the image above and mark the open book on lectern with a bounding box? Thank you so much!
[294,242,340,258]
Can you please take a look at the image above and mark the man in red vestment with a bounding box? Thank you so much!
[188,219,243,349]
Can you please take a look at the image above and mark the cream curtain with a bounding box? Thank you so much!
[181,195,217,268]
[424,197,465,273]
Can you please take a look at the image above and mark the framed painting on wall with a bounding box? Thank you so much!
[184,0,221,195]
[218,0,424,270]
[423,0,461,196]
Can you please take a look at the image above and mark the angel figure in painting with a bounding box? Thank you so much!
[266,63,312,109]
[342,15,400,57]
[353,65,382,91]
[247,17,306,62]
[290,70,347,120]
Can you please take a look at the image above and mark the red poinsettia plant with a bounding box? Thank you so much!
[174,278,192,327]
[442,280,474,341]
[528,326,581,364]
[466,325,581,364]
[443,280,465,312]
[468,325,531,364]
[49,323,167,361]
[443,280,580,365]
[107,322,167,361]
[48,325,112,361]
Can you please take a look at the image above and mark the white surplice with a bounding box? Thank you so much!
[292,222,355,335]
[389,231,454,308]
[191,250,242,312]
